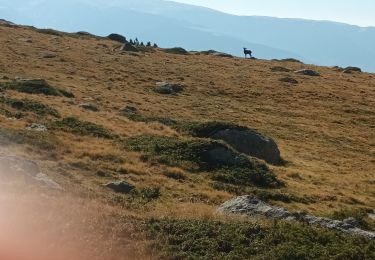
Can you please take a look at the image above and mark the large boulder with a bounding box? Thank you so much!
[218,196,375,240]
[343,66,362,73]
[107,33,127,43]
[188,123,282,165]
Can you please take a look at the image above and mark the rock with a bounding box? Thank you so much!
[368,213,375,221]
[218,196,375,240]
[26,123,48,132]
[195,123,282,165]
[271,66,291,72]
[279,76,298,84]
[120,43,139,52]
[79,103,99,112]
[154,82,184,95]
[104,181,135,193]
[343,66,362,73]
[0,156,62,190]
[295,69,320,76]
[41,52,57,59]
[107,33,127,43]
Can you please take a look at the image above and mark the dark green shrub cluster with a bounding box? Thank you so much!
[51,117,114,139]
[124,135,281,187]
[175,121,245,137]
[0,97,60,117]
[1,80,74,98]
[144,218,375,260]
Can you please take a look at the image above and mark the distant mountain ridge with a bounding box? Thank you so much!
[1,0,374,71]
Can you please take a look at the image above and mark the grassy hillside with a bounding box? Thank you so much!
[0,22,374,258]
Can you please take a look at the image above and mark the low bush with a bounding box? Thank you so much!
[51,117,114,139]
[1,80,74,98]
[0,97,60,117]
[144,218,375,260]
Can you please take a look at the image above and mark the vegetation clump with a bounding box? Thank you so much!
[0,97,60,117]
[124,135,281,187]
[0,80,74,97]
[51,117,114,139]
[145,218,375,260]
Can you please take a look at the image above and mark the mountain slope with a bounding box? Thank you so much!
[0,21,374,258]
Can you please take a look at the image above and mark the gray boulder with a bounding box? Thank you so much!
[105,181,135,193]
[218,196,375,240]
[295,69,320,76]
[210,127,281,165]
[343,66,362,73]
[107,33,127,43]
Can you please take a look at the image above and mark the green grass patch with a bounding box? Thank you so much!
[0,97,60,117]
[0,80,74,98]
[51,117,114,139]
[124,135,281,187]
[145,218,375,260]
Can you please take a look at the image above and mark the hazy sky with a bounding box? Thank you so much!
[171,0,375,27]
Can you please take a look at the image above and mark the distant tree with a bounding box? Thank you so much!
[135,38,139,46]
[146,41,151,47]
[153,43,158,48]
[140,42,145,46]
[129,39,134,45]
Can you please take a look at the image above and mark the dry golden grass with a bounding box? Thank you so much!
[0,23,374,222]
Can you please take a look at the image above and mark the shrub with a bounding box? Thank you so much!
[0,97,60,117]
[1,80,74,98]
[138,187,161,201]
[144,218,375,260]
[51,117,114,139]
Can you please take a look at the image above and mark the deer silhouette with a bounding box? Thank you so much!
[243,48,252,58]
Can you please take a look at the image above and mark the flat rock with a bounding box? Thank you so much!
[41,52,57,59]
[218,196,375,240]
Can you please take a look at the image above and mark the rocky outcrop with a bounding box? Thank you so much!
[218,196,375,240]
[295,69,320,76]
[0,156,63,190]
[26,123,48,132]
[343,66,362,73]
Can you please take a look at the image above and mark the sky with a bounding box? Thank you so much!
[171,0,375,27]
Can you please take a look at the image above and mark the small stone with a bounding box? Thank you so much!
[41,52,57,59]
